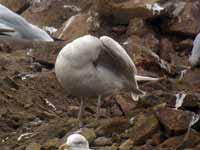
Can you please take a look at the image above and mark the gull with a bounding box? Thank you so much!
[59,133,92,150]
[189,32,200,66]
[0,4,53,41]
[55,35,158,127]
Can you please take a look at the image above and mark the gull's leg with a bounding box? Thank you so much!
[78,97,85,128]
[96,95,101,120]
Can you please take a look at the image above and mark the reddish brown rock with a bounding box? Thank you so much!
[97,0,163,24]
[127,113,159,145]
[127,18,159,53]
[54,13,99,41]
[156,108,194,135]
[159,38,174,63]
[182,94,200,111]
[176,39,193,51]
[22,1,78,28]
[114,95,136,115]
[26,143,41,150]
[163,1,200,36]
[0,0,29,13]
[96,118,130,137]
[127,18,151,36]
[156,130,200,150]
[127,35,175,76]
[138,91,176,108]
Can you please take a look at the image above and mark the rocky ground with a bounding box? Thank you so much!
[0,0,200,150]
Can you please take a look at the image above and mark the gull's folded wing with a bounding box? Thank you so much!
[99,36,144,100]
[99,36,137,80]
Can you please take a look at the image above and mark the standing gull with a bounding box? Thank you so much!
[55,35,156,126]
[59,133,92,150]
[0,4,53,41]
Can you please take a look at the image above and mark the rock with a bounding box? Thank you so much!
[176,39,193,51]
[95,145,119,150]
[133,144,154,150]
[112,25,127,35]
[0,0,29,13]
[119,139,134,150]
[96,118,130,137]
[143,33,159,53]
[182,94,200,111]
[114,95,136,115]
[42,138,59,149]
[150,131,165,146]
[127,112,159,145]
[127,34,176,76]
[54,13,99,41]
[80,128,96,143]
[159,38,174,63]
[127,18,151,36]
[0,76,19,90]
[22,1,79,28]
[163,1,200,36]
[127,18,159,53]
[94,137,112,146]
[177,69,200,94]
[156,130,200,150]
[97,0,163,24]
[26,143,41,150]
[138,91,176,108]
[156,108,194,135]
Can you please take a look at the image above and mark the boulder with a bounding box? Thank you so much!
[156,130,200,150]
[96,118,130,137]
[119,139,134,150]
[53,13,99,41]
[163,1,200,36]
[138,91,176,108]
[26,143,41,150]
[127,112,159,145]
[22,1,79,28]
[94,137,112,146]
[114,95,136,115]
[0,0,29,13]
[156,108,194,135]
[97,0,163,24]
[127,35,176,76]
[42,138,59,149]
[159,38,175,63]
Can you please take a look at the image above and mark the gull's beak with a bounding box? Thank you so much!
[59,143,69,150]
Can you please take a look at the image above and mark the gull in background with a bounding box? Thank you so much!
[189,32,200,66]
[59,133,92,150]
[55,35,159,127]
[0,4,53,41]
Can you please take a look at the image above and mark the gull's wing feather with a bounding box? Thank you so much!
[99,36,137,80]
[98,36,144,100]
[100,36,137,73]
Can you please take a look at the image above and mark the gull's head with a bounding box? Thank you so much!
[59,133,90,150]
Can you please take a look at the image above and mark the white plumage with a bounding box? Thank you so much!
[59,133,92,150]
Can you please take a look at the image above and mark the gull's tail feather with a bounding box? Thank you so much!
[131,88,146,101]
[135,75,160,81]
